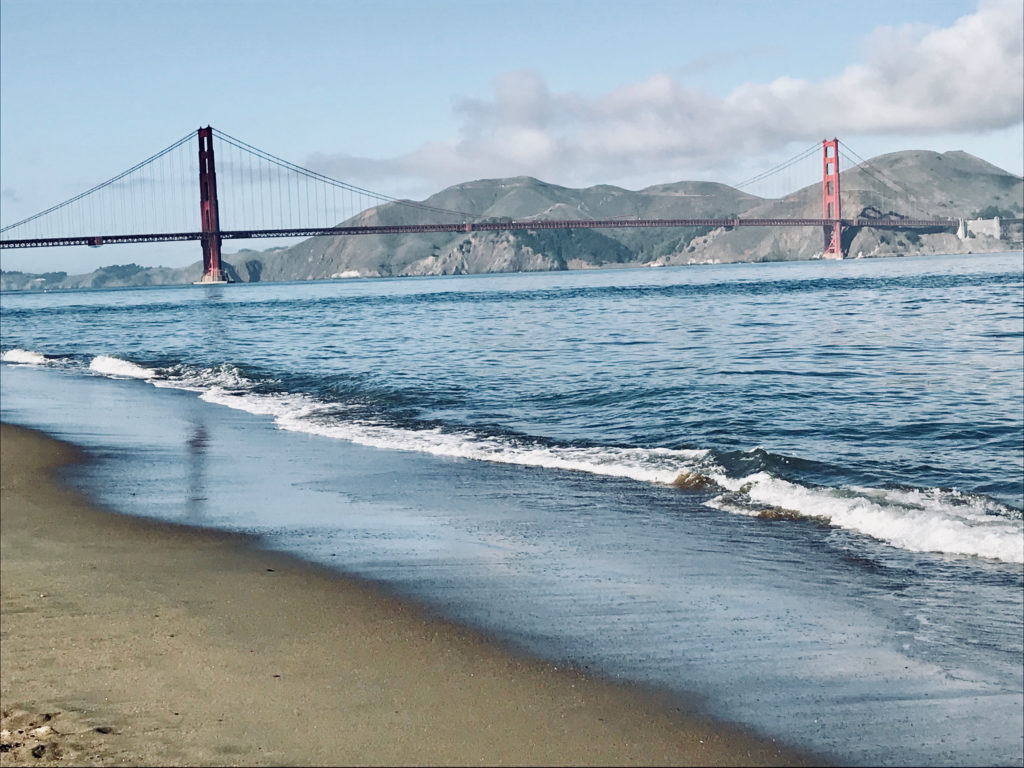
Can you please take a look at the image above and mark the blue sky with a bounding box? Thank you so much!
[1,0,1021,273]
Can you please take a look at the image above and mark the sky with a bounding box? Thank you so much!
[1,0,1022,273]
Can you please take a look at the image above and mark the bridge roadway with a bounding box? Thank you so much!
[0,216,965,249]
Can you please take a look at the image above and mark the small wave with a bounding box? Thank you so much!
[61,354,1024,565]
[286,418,708,484]
[152,362,263,393]
[200,386,320,420]
[193,384,1024,563]
[705,472,1023,564]
[1,348,47,365]
[191,385,708,485]
[88,355,157,380]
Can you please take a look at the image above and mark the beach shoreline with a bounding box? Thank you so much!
[0,421,814,766]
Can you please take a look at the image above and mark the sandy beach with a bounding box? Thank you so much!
[0,422,813,766]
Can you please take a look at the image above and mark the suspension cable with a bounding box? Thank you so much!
[211,129,483,220]
[733,142,821,191]
[839,141,933,218]
[0,131,195,234]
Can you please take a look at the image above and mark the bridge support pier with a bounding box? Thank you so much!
[195,126,227,284]
[822,138,843,259]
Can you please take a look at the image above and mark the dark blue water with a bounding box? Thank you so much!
[2,253,1022,765]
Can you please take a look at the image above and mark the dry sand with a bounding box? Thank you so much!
[0,422,814,766]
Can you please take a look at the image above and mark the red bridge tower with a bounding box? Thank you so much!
[822,138,842,258]
[196,126,227,283]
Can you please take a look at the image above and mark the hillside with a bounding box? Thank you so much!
[3,150,1021,291]
[0,262,199,292]
[687,150,1024,263]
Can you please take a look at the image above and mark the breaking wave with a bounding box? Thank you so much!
[705,472,1022,563]
[1,348,48,365]
[88,355,157,379]
[9,351,1023,565]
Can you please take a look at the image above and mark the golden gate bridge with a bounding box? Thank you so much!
[0,127,970,283]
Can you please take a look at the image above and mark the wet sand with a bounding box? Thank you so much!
[0,422,813,766]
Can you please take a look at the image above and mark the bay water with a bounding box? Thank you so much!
[2,252,1022,765]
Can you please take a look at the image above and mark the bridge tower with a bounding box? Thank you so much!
[196,126,227,283]
[822,138,842,258]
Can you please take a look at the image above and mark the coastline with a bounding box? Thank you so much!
[0,422,813,766]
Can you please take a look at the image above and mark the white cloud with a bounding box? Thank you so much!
[818,0,1024,133]
[309,0,1023,194]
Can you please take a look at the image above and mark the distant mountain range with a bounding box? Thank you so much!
[3,149,1021,291]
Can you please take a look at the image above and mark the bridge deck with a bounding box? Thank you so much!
[0,217,969,249]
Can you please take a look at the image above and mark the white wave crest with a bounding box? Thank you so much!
[199,387,318,419]
[189,386,707,485]
[282,415,707,484]
[152,363,260,393]
[1,348,47,365]
[86,356,1023,564]
[706,472,1024,564]
[89,355,156,380]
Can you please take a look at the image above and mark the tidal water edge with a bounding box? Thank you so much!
[2,253,1022,766]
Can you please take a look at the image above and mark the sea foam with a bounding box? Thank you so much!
[191,383,706,485]
[89,355,156,379]
[1,348,47,365]
[76,354,1024,565]
[706,471,1023,563]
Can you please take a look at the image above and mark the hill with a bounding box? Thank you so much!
[687,150,1024,263]
[2,150,1021,291]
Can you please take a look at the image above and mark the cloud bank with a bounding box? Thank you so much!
[310,0,1023,193]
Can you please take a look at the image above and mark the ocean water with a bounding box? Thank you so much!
[2,252,1022,765]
